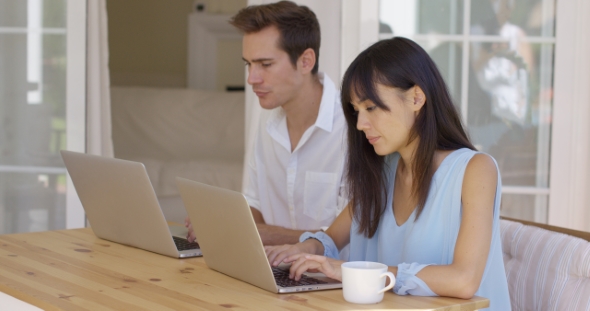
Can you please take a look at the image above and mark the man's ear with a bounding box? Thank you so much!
[412,85,426,111]
[298,48,316,74]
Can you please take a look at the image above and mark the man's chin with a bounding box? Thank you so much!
[258,99,280,110]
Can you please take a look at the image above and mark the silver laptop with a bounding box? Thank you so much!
[60,150,201,258]
[176,177,342,293]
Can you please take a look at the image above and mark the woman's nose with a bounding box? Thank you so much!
[356,111,370,131]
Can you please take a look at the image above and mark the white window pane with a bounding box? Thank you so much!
[380,0,464,36]
[471,0,555,38]
[467,42,553,188]
[415,40,463,111]
[501,193,548,223]
[0,172,67,233]
[0,0,28,27]
[42,0,67,28]
[0,0,67,28]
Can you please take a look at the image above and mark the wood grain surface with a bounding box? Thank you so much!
[0,228,489,310]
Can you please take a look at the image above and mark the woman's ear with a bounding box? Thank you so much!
[298,48,316,74]
[411,86,426,111]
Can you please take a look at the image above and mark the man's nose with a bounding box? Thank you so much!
[247,66,262,85]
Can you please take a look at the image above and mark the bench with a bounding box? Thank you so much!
[500,217,590,310]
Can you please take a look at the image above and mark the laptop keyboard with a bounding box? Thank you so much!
[272,267,327,287]
[173,236,200,251]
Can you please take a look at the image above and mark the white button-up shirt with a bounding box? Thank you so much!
[243,73,348,230]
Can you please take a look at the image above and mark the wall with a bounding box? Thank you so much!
[107,0,246,88]
[107,0,193,87]
[216,39,246,91]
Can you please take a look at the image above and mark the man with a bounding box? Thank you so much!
[186,1,347,245]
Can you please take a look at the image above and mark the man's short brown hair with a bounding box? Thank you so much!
[230,1,321,74]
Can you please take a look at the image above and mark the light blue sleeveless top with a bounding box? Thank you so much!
[349,148,511,311]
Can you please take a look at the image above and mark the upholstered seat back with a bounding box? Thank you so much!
[500,219,590,311]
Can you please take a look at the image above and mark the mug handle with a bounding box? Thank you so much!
[377,272,396,294]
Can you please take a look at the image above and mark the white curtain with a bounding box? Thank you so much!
[86,0,114,157]
[241,80,262,192]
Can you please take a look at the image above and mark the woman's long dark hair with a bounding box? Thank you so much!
[342,37,475,238]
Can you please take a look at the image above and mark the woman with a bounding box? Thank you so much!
[265,37,510,310]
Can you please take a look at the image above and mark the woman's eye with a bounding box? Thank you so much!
[352,110,359,116]
[367,106,377,112]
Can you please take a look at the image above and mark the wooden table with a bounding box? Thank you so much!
[0,228,489,310]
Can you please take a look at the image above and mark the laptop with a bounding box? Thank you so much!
[60,150,201,258]
[176,177,342,293]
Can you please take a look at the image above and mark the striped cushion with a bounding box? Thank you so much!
[501,219,590,311]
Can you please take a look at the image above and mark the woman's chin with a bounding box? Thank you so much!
[372,145,390,156]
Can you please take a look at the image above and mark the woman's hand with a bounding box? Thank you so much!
[286,253,344,281]
[264,238,322,267]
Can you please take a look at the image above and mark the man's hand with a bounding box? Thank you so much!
[251,207,314,245]
[256,223,310,245]
[184,215,197,243]
[185,207,319,246]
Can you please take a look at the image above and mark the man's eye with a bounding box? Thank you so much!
[262,63,272,67]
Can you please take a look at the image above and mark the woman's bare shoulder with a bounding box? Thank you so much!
[466,153,497,178]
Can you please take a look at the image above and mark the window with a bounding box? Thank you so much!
[376,0,556,223]
[341,0,590,231]
[0,0,86,234]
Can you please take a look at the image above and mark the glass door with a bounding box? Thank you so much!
[0,0,86,234]
[378,0,555,223]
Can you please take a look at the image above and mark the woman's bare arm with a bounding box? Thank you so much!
[413,153,497,298]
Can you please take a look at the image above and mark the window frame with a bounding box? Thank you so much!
[548,0,590,231]
[65,0,87,228]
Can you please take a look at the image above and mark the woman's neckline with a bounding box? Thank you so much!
[391,148,468,227]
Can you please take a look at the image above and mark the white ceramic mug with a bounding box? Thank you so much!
[341,261,395,304]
